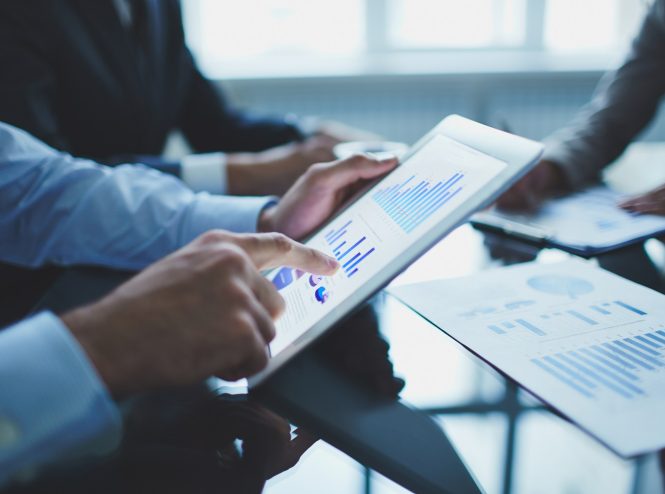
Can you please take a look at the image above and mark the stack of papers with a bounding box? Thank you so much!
[389,259,665,457]
[472,186,665,255]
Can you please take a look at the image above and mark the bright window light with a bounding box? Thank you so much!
[387,0,526,49]
[544,0,646,53]
[181,0,652,77]
[183,0,364,61]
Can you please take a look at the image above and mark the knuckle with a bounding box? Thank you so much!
[270,232,292,253]
[265,321,277,342]
[246,233,262,250]
[306,162,328,179]
[348,153,369,164]
[198,229,229,245]
[227,280,254,305]
[214,246,248,271]
[230,311,256,342]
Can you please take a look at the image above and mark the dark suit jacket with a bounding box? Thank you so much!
[0,0,303,172]
[0,0,303,326]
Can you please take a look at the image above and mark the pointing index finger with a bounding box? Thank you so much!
[243,233,339,275]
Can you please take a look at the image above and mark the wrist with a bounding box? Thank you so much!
[226,154,253,195]
[61,303,126,396]
[258,204,277,233]
[539,160,570,193]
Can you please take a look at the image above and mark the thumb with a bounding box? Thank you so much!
[240,233,339,275]
[317,154,398,189]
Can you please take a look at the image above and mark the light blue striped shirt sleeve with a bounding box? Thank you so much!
[0,122,277,484]
[0,122,275,270]
[0,312,122,486]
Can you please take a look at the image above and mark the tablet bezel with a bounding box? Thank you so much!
[249,114,543,387]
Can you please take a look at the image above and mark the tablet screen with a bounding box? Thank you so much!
[269,134,507,355]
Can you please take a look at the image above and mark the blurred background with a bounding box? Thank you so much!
[177,0,663,148]
[173,3,665,493]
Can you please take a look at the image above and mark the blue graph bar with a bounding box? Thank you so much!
[403,176,464,232]
[532,359,594,398]
[488,325,506,335]
[406,188,464,234]
[591,345,636,370]
[557,353,632,398]
[323,219,376,278]
[544,356,596,389]
[614,341,662,368]
[372,172,465,233]
[657,330,665,340]
[337,237,366,261]
[567,310,598,326]
[342,252,361,270]
[386,181,427,217]
[515,318,546,336]
[328,228,348,246]
[603,343,654,370]
[376,184,400,206]
[591,305,611,315]
[636,335,660,349]
[333,240,346,254]
[647,332,665,345]
[614,300,647,316]
[345,248,375,274]
[386,180,420,214]
[624,337,660,356]
[379,175,415,209]
[502,322,515,329]
[397,182,447,229]
[580,348,639,381]
[325,220,352,243]
[569,351,644,395]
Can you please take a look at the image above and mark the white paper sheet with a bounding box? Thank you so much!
[473,186,665,251]
[389,259,665,457]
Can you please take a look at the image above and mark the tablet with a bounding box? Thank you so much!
[249,115,543,387]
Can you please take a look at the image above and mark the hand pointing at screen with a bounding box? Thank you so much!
[62,231,339,396]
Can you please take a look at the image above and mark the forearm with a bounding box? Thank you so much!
[0,123,273,270]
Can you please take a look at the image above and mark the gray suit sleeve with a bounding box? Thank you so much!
[542,0,665,189]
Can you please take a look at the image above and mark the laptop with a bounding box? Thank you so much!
[250,114,543,387]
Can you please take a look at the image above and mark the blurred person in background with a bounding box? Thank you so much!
[497,0,665,215]
[0,0,375,326]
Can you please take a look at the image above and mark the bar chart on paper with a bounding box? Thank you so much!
[532,329,665,400]
[371,172,465,233]
[389,259,665,455]
[323,219,376,278]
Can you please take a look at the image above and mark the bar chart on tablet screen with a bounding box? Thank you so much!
[371,172,465,233]
[323,219,377,278]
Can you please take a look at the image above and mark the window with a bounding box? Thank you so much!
[183,0,364,64]
[182,0,650,76]
[387,0,526,49]
[543,0,644,53]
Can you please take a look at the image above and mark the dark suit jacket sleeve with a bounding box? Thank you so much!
[168,0,304,153]
[542,0,665,188]
[178,54,305,154]
[0,4,69,151]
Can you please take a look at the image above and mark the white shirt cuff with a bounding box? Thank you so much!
[183,195,278,240]
[181,152,227,194]
[0,312,122,486]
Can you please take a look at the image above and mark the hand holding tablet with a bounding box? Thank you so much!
[251,115,543,387]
